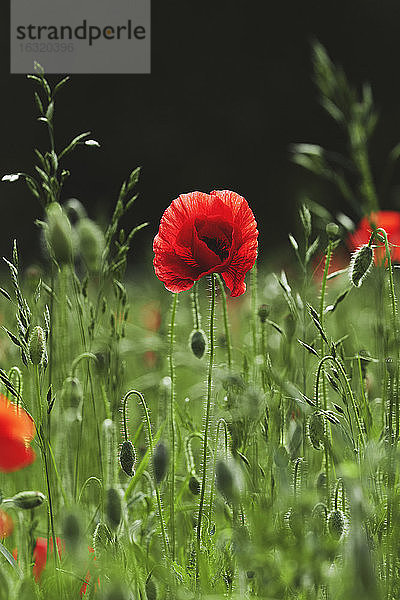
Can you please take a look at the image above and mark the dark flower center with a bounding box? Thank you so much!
[201,236,230,261]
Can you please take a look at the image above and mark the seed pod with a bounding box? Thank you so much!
[61,376,83,408]
[77,218,105,272]
[62,512,81,550]
[189,329,207,359]
[45,202,73,265]
[106,488,121,530]
[189,475,201,495]
[29,326,46,366]
[328,509,346,539]
[257,304,270,324]
[145,577,158,600]
[10,491,45,510]
[349,244,374,288]
[215,459,239,504]
[153,442,169,484]
[274,445,289,468]
[326,222,340,240]
[120,440,136,477]
[316,472,327,500]
[308,411,325,450]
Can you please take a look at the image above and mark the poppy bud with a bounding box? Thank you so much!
[10,491,45,510]
[311,502,327,537]
[257,304,270,324]
[153,442,169,484]
[62,512,81,550]
[273,445,289,468]
[328,509,346,540]
[29,326,46,366]
[326,222,340,240]
[145,577,158,600]
[188,475,201,495]
[45,202,73,265]
[77,218,105,272]
[120,440,136,477]
[106,487,121,530]
[61,376,83,408]
[93,522,112,560]
[189,329,207,359]
[316,472,327,499]
[349,244,374,288]
[307,411,325,450]
[215,459,240,504]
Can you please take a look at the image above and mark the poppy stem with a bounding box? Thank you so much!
[123,390,169,561]
[250,262,258,357]
[168,292,178,561]
[215,274,232,370]
[196,273,216,585]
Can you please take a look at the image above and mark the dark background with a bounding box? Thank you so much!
[2,1,400,269]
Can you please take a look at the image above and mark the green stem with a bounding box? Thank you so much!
[250,262,258,357]
[196,274,216,584]
[208,418,229,525]
[168,293,178,561]
[215,274,232,370]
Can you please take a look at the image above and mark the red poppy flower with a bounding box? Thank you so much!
[0,394,36,472]
[153,190,258,297]
[0,509,13,538]
[32,536,64,582]
[347,211,400,263]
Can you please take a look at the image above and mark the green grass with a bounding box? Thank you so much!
[1,48,400,600]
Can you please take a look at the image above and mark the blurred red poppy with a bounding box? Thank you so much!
[80,547,100,597]
[0,509,13,538]
[348,211,400,263]
[153,190,258,297]
[32,536,64,581]
[0,394,36,472]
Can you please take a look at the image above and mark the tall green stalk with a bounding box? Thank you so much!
[168,292,178,561]
[196,273,216,584]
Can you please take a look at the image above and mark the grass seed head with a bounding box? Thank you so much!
[28,326,46,366]
[349,244,374,288]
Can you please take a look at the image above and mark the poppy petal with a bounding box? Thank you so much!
[0,436,36,472]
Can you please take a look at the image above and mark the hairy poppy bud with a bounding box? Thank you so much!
[215,459,240,504]
[29,326,46,366]
[189,329,207,359]
[61,376,83,408]
[62,512,81,550]
[153,442,169,484]
[10,491,45,510]
[349,244,374,288]
[328,509,346,539]
[106,488,121,530]
[326,222,340,240]
[45,202,73,265]
[189,475,201,495]
[308,411,325,450]
[145,577,158,600]
[76,218,105,272]
[93,522,112,560]
[120,440,136,477]
[274,445,289,468]
[257,304,270,324]
[316,472,327,499]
